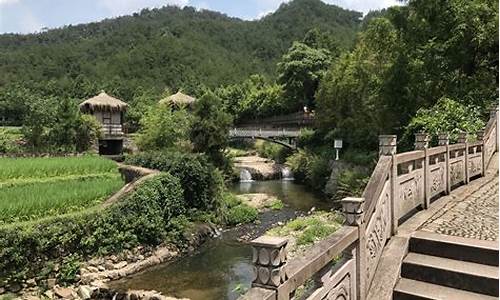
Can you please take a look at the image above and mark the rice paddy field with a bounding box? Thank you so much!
[0,156,124,224]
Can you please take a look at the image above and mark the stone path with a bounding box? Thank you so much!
[421,173,499,241]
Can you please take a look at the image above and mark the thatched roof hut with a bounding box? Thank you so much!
[79,91,128,113]
[159,91,196,108]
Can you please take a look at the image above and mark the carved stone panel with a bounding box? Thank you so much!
[468,155,482,178]
[398,169,424,218]
[306,258,356,300]
[449,160,465,187]
[429,163,445,198]
[364,180,391,285]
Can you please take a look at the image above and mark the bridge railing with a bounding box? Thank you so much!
[229,128,301,138]
[238,107,498,300]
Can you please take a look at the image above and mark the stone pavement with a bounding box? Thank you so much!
[420,156,499,241]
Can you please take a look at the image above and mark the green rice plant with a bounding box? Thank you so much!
[0,155,117,181]
[0,175,124,224]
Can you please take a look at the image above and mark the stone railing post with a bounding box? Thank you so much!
[379,135,398,235]
[415,133,430,208]
[477,130,486,176]
[341,197,366,300]
[491,107,499,152]
[379,135,397,157]
[414,132,429,150]
[249,236,288,291]
[458,132,469,183]
[438,133,451,194]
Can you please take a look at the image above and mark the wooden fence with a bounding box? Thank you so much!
[238,107,498,300]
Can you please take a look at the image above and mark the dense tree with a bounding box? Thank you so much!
[190,92,233,168]
[136,104,193,151]
[278,42,332,110]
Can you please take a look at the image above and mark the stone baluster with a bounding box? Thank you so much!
[250,236,288,290]
[490,107,499,152]
[437,133,451,194]
[341,197,366,299]
[458,132,469,183]
[379,135,397,157]
[438,133,449,146]
[414,132,429,150]
[477,130,486,177]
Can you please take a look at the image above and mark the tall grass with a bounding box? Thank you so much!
[0,156,117,181]
[0,175,123,224]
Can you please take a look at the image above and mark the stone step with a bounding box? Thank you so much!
[393,278,498,300]
[401,253,499,296]
[409,231,498,266]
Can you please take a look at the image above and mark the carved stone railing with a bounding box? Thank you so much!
[238,108,498,300]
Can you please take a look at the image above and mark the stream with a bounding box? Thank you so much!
[109,180,331,300]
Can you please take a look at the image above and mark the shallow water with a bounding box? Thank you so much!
[110,180,329,300]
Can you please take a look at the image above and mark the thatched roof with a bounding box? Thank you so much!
[79,91,128,112]
[159,91,196,107]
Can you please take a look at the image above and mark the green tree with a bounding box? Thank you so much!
[136,104,193,151]
[403,98,485,147]
[277,42,332,110]
[190,92,233,167]
[50,97,79,151]
[75,114,102,152]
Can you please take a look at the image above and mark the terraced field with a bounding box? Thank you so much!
[0,156,124,224]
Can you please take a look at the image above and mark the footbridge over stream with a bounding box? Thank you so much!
[229,128,301,149]
[239,107,499,300]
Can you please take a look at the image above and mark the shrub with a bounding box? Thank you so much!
[333,170,370,202]
[219,193,258,225]
[125,151,224,210]
[254,140,292,164]
[286,149,331,192]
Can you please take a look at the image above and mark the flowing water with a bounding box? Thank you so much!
[239,169,253,182]
[110,180,330,300]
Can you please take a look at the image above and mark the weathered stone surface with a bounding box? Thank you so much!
[54,287,74,299]
[114,261,128,269]
[26,279,36,287]
[8,282,22,293]
[87,266,99,273]
[47,279,56,289]
[77,286,92,299]
[44,290,54,299]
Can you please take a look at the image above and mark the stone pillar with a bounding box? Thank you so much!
[477,130,485,141]
[341,197,366,300]
[490,107,498,120]
[438,133,450,146]
[458,132,469,183]
[457,132,468,144]
[414,132,429,150]
[379,135,397,157]
[250,236,288,289]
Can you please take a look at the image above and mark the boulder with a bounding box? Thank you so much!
[54,287,74,299]
[77,286,92,300]
[114,261,128,269]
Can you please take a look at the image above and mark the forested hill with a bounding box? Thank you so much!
[0,0,361,98]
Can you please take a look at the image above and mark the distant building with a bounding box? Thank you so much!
[79,91,128,155]
[159,91,196,109]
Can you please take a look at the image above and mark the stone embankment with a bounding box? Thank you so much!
[233,156,283,180]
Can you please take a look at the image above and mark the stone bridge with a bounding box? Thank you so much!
[239,108,499,300]
[229,128,301,149]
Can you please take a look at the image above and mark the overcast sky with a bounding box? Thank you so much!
[0,0,400,34]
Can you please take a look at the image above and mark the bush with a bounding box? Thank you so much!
[254,140,292,164]
[286,149,331,192]
[125,151,224,210]
[219,193,258,225]
[333,170,370,202]
[0,172,185,283]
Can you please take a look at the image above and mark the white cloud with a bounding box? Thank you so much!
[98,0,189,17]
[0,0,19,6]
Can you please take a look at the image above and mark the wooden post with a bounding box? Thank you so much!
[438,133,451,194]
[379,135,398,235]
[249,236,288,291]
[477,130,486,177]
[341,197,365,300]
[458,132,469,183]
